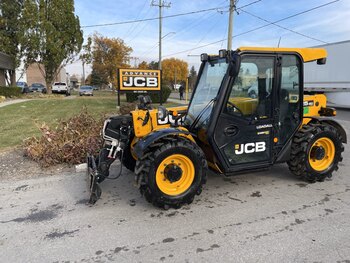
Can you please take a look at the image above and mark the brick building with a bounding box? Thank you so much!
[26,63,67,87]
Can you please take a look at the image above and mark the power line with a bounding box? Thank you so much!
[240,9,329,44]
[81,5,229,28]
[136,0,260,57]
[124,0,151,41]
[163,0,339,57]
[140,11,223,58]
[164,0,232,42]
[137,1,226,58]
[193,12,226,50]
[126,7,157,44]
[164,4,224,42]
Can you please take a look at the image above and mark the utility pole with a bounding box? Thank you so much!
[128,56,139,68]
[227,0,236,50]
[82,61,85,85]
[152,0,171,70]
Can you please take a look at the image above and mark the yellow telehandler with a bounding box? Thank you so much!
[87,47,346,208]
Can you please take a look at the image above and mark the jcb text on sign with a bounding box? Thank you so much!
[119,69,161,91]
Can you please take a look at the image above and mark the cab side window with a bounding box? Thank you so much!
[225,56,275,119]
[278,55,301,145]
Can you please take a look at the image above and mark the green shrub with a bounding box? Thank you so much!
[0,86,22,98]
[125,85,172,103]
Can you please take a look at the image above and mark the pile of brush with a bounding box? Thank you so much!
[24,109,105,167]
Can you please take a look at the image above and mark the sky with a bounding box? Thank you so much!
[65,0,350,78]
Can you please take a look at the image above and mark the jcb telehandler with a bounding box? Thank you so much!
[87,47,346,208]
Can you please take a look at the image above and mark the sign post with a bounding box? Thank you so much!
[185,77,189,103]
[160,81,163,105]
[117,70,121,107]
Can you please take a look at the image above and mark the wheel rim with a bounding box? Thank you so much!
[130,137,138,160]
[156,154,195,196]
[308,137,335,172]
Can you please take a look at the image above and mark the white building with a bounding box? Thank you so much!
[304,40,350,107]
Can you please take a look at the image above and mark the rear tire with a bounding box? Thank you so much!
[288,122,344,182]
[135,138,207,209]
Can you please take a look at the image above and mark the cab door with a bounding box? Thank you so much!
[210,54,276,172]
[275,54,303,147]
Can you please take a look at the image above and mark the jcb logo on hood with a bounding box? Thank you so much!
[157,114,185,125]
[235,142,266,155]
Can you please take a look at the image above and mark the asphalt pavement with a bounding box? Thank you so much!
[0,112,350,262]
[333,108,350,121]
[0,95,77,108]
[0,99,31,108]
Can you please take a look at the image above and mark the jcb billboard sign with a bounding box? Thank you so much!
[118,69,161,91]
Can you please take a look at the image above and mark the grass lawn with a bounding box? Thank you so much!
[0,93,179,150]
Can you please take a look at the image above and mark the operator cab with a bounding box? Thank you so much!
[185,47,327,174]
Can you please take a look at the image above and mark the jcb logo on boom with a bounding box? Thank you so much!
[235,142,266,155]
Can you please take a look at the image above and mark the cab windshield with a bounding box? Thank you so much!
[185,58,228,129]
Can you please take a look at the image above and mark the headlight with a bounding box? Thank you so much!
[158,106,167,121]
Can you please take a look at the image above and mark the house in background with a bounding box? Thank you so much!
[26,63,67,87]
[0,52,15,86]
[69,74,81,89]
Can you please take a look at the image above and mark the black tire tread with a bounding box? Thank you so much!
[287,121,344,182]
[122,144,136,172]
[135,137,208,209]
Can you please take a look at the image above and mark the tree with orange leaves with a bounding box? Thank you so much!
[137,61,149,69]
[92,33,132,89]
[161,58,188,86]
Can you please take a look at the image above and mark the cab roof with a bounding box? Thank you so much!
[238,47,327,62]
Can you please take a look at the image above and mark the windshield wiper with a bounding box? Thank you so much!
[189,98,216,131]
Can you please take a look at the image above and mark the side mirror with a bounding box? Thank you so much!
[138,95,152,110]
[157,106,167,121]
[201,53,208,62]
[317,57,326,65]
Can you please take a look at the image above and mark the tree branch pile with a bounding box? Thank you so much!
[24,109,104,167]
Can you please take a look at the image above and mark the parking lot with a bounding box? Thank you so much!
[0,114,349,262]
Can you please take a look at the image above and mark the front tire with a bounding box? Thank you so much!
[288,122,344,182]
[135,138,207,209]
[122,144,136,172]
